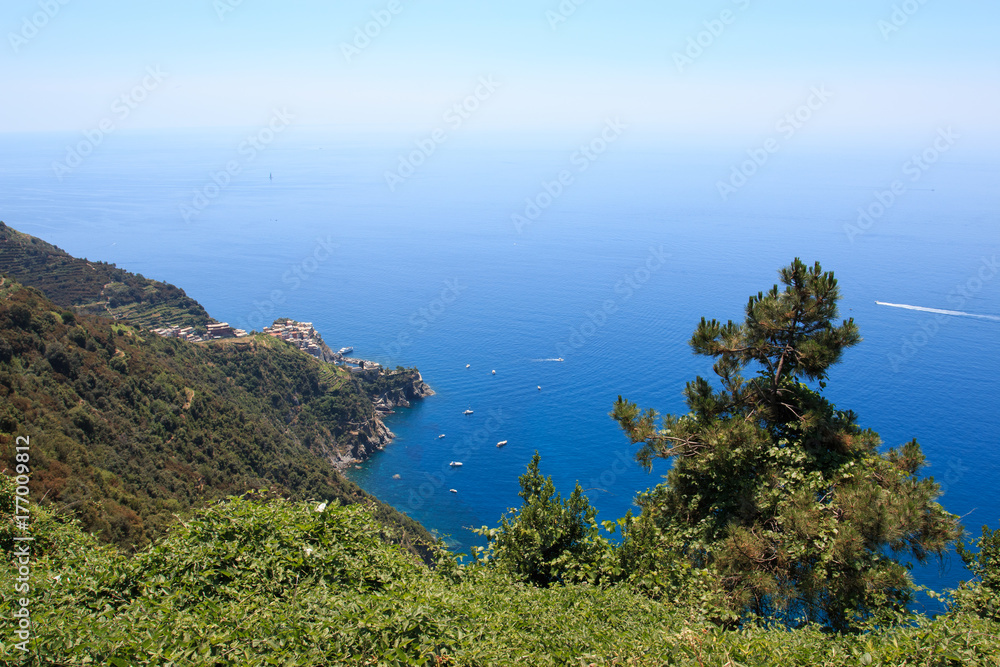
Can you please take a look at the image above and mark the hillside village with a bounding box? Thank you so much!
[152,317,382,374]
[152,321,249,343]
[262,319,325,358]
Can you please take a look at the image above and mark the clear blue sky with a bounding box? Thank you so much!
[2,0,998,147]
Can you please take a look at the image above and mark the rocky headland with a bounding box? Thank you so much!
[331,369,435,469]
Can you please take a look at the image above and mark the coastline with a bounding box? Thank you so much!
[331,369,434,470]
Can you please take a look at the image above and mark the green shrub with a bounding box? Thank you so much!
[954,524,1000,621]
[2,477,998,665]
[474,452,615,587]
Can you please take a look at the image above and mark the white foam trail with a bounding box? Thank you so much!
[876,301,1000,322]
[530,358,566,362]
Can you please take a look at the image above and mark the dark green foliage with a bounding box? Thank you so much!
[2,475,997,666]
[612,259,962,629]
[119,492,425,607]
[614,489,736,625]
[474,452,614,586]
[954,524,1000,621]
[0,276,432,553]
[0,221,210,329]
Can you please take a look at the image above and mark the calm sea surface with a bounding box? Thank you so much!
[1,129,997,599]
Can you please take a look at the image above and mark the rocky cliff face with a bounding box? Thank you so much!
[332,370,434,468]
[373,370,435,413]
[408,371,435,399]
[316,339,340,364]
[329,416,396,469]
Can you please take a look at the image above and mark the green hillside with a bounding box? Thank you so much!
[0,275,432,552]
[0,221,210,330]
[1,479,996,665]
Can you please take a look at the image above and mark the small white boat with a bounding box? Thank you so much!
[449,461,463,467]
[555,358,564,362]
[465,364,471,368]
[464,409,474,415]
[438,434,446,439]
[496,440,508,448]
[492,370,496,375]
[537,386,542,391]
[449,488,458,493]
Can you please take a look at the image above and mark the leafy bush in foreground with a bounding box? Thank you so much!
[2,474,998,666]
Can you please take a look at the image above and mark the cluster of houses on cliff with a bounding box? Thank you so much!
[150,318,382,375]
[263,320,383,374]
[152,322,248,343]
[262,320,325,358]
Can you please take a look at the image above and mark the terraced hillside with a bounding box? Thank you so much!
[0,276,433,553]
[0,221,210,329]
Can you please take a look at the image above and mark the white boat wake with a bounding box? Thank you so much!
[531,358,565,362]
[876,301,1000,322]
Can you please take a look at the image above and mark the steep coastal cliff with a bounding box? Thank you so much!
[0,225,435,551]
[332,369,435,467]
[372,370,435,412]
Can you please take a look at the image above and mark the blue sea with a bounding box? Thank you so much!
[1,128,997,602]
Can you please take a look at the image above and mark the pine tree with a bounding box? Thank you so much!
[612,259,961,629]
[475,452,611,586]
